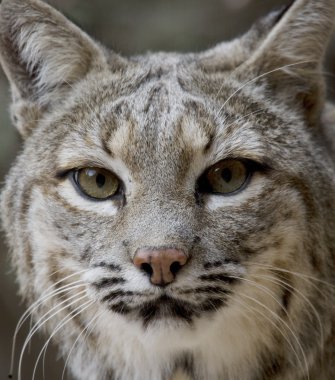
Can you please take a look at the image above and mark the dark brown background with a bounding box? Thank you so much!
[0,0,334,379]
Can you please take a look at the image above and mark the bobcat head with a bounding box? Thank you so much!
[1,0,335,379]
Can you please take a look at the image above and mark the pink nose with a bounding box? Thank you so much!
[133,248,188,286]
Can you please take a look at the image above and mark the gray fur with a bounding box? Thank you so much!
[1,0,335,379]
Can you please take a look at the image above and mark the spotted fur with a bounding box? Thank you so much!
[1,0,335,379]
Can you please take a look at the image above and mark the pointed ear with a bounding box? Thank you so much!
[0,0,108,137]
[244,0,335,123]
[198,8,288,72]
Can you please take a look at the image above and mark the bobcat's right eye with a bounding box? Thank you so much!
[73,168,120,200]
[197,159,251,195]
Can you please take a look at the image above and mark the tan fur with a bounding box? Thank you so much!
[1,0,335,379]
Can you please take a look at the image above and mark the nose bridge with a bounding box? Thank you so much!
[128,194,195,249]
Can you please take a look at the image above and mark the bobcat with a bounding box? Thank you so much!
[1,0,335,379]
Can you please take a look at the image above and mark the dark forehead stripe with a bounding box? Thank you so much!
[143,84,170,115]
[100,114,119,157]
[98,101,132,156]
[77,61,287,171]
[182,99,217,145]
[89,81,205,178]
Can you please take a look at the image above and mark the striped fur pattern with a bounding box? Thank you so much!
[1,0,335,379]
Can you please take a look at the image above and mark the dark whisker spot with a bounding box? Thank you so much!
[169,300,194,323]
[193,236,201,244]
[93,277,126,289]
[102,290,134,303]
[138,295,197,327]
[140,301,159,327]
[199,273,238,284]
[92,262,122,272]
[201,298,225,312]
[110,302,131,314]
[203,258,241,270]
[181,286,231,295]
[203,261,223,269]
[122,240,129,247]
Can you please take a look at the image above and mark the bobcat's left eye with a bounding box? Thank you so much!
[198,160,250,195]
[73,167,120,200]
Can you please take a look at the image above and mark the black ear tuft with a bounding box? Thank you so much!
[274,1,296,24]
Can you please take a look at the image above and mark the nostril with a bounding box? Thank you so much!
[170,261,182,276]
[133,247,188,286]
[140,263,153,277]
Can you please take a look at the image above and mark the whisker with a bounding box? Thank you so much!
[248,262,335,292]
[214,60,315,119]
[31,299,94,380]
[61,310,106,380]
[222,108,265,130]
[255,272,324,351]
[218,290,305,374]
[221,274,291,320]
[240,292,310,380]
[17,291,87,380]
[21,286,86,354]
[9,269,88,378]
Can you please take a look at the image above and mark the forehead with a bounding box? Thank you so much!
[67,82,213,180]
[54,55,277,177]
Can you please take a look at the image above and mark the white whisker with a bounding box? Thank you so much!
[9,268,88,378]
[249,262,335,293]
[61,310,106,380]
[227,274,291,320]
[17,291,88,380]
[32,299,94,380]
[240,293,310,380]
[222,108,265,130]
[255,272,324,351]
[220,289,305,375]
[214,60,315,119]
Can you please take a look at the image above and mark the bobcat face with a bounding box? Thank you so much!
[1,0,335,379]
[24,55,307,327]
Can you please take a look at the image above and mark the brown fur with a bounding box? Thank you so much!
[1,0,335,379]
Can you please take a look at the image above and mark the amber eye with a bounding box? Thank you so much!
[199,160,250,195]
[73,168,119,200]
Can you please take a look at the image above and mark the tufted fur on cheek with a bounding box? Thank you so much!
[1,0,335,380]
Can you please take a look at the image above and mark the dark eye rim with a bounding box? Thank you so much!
[69,167,124,202]
[196,158,264,196]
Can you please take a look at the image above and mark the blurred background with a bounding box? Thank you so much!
[0,0,334,378]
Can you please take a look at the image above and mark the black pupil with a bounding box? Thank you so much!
[96,173,106,188]
[221,168,232,183]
